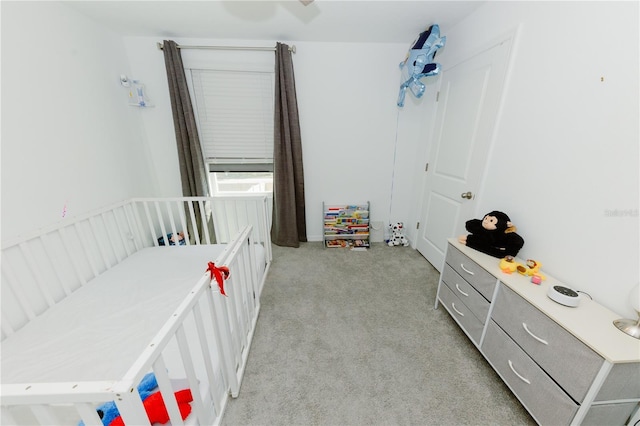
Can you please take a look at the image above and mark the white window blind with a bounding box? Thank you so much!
[190,69,274,164]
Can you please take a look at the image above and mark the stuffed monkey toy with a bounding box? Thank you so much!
[458,211,524,258]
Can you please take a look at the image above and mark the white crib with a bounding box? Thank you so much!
[1,196,272,426]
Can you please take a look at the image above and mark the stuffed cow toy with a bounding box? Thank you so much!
[388,222,410,247]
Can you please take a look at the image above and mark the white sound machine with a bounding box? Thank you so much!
[547,285,580,307]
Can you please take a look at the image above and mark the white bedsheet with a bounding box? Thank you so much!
[1,244,264,385]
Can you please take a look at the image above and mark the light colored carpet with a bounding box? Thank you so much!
[222,242,535,426]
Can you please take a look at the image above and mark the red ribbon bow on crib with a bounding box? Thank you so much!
[207,262,230,296]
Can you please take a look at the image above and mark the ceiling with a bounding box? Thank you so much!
[65,1,486,44]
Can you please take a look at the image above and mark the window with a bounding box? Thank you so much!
[210,171,273,194]
[189,68,274,195]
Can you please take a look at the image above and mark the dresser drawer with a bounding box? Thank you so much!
[438,283,484,344]
[492,284,604,403]
[446,244,497,301]
[582,402,639,426]
[482,321,578,425]
[595,362,640,401]
[441,264,490,324]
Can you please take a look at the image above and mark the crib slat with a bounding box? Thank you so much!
[174,325,205,425]
[123,203,143,252]
[100,212,122,264]
[114,390,150,426]
[72,223,101,278]
[87,217,112,270]
[192,302,221,415]
[1,311,15,337]
[247,242,259,309]
[75,402,103,426]
[31,404,59,425]
[218,201,230,243]
[39,234,72,297]
[58,227,89,285]
[211,286,240,396]
[112,207,134,258]
[152,356,185,426]
[227,273,248,349]
[154,201,168,246]
[199,200,211,245]
[2,260,37,321]
[204,282,232,410]
[186,201,201,245]
[152,356,172,395]
[206,199,216,244]
[223,274,244,363]
[165,201,179,247]
[18,243,55,308]
[1,406,18,425]
[111,207,129,257]
[238,246,256,322]
[176,201,190,246]
[246,236,260,297]
[141,202,158,247]
[234,247,251,320]
[156,357,188,426]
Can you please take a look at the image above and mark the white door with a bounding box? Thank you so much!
[416,34,516,270]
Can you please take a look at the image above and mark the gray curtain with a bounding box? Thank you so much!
[162,40,215,243]
[271,42,307,247]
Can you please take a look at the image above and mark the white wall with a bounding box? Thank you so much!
[4,1,635,318]
[418,1,639,317]
[294,41,419,240]
[1,2,159,243]
[122,37,425,241]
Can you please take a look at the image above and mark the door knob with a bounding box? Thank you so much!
[461,191,473,200]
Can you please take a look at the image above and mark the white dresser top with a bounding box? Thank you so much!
[448,239,640,363]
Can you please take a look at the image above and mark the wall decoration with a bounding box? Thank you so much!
[120,74,153,107]
[397,24,446,107]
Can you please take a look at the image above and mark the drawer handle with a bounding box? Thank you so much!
[451,302,465,317]
[460,263,475,275]
[455,284,469,297]
[522,323,549,345]
[508,360,531,385]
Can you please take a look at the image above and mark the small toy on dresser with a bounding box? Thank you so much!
[458,211,524,258]
[387,222,409,247]
[499,256,546,283]
[517,259,546,282]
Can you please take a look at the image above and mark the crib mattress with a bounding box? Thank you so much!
[1,244,263,385]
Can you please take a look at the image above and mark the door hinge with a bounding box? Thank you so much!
[425,163,429,172]
[436,91,440,102]
[416,222,420,229]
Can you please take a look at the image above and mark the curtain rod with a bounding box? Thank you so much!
[156,42,296,53]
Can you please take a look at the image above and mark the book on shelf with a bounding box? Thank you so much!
[350,239,370,251]
[326,239,349,248]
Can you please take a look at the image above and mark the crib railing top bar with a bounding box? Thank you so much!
[1,200,134,250]
[1,381,117,405]
[131,195,269,202]
[2,195,271,249]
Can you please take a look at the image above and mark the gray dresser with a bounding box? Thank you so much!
[436,239,640,425]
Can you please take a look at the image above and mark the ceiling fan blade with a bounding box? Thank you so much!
[299,0,314,5]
